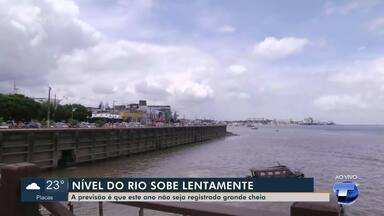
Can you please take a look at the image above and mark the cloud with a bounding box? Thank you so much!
[92,84,116,95]
[196,7,234,34]
[337,1,360,15]
[320,58,384,114]
[135,81,170,101]
[228,65,247,75]
[76,0,155,37]
[253,37,309,59]
[329,58,384,85]
[50,40,218,105]
[0,0,100,88]
[218,25,235,33]
[172,82,214,101]
[238,92,250,99]
[0,0,217,107]
[26,182,40,190]
[330,71,376,84]
[368,17,384,34]
[0,0,226,118]
[313,94,369,111]
[324,1,380,15]
[357,46,366,52]
[1,0,384,123]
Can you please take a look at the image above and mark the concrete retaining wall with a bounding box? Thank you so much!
[0,126,226,169]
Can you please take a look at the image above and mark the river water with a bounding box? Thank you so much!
[45,125,384,216]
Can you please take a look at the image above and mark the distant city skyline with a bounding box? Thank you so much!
[1,0,384,124]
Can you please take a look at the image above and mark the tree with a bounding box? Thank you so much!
[39,101,55,122]
[0,94,42,121]
[71,104,90,121]
[95,119,106,127]
[0,94,91,123]
[53,104,71,122]
[52,104,90,122]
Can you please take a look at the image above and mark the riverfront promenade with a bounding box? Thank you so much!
[0,125,227,169]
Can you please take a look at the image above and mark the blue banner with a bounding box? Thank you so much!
[21,177,314,202]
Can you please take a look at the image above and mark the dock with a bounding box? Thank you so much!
[0,125,227,168]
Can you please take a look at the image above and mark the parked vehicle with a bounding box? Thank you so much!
[0,123,10,129]
[26,121,42,128]
[78,122,92,128]
[54,122,69,128]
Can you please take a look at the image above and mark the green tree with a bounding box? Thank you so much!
[67,104,90,121]
[53,104,71,122]
[39,101,55,122]
[53,104,90,122]
[67,118,79,127]
[95,119,106,127]
[0,94,42,121]
[0,94,91,123]
[50,104,90,122]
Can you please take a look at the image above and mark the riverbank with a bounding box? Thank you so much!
[0,125,227,169]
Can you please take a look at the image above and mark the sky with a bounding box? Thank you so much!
[0,0,384,123]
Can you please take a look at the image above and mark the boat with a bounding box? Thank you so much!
[250,126,258,130]
[249,164,304,178]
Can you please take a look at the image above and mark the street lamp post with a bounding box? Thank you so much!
[71,107,77,121]
[112,100,116,128]
[52,94,57,122]
[47,86,51,128]
[63,96,77,125]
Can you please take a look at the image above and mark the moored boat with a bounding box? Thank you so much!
[249,164,304,178]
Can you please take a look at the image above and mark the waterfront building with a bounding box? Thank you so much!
[89,100,173,125]
[91,113,121,120]
[147,105,172,123]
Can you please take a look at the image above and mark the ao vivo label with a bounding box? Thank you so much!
[335,175,359,180]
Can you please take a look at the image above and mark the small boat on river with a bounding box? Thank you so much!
[249,164,304,178]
